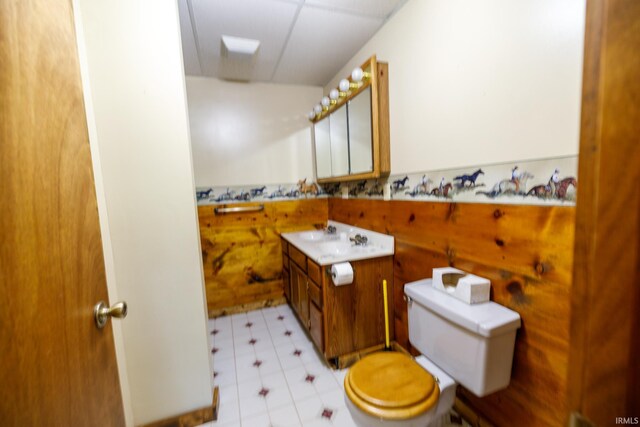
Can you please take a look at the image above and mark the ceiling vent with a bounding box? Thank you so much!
[221,35,260,59]
[219,35,260,81]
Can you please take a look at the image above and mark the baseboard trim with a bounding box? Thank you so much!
[137,387,219,427]
[208,297,287,318]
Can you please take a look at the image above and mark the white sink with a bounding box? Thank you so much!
[298,230,330,242]
[281,221,394,266]
[318,241,352,255]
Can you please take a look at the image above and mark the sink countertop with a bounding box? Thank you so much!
[281,220,394,266]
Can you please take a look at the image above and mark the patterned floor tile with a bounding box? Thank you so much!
[239,394,268,418]
[202,304,466,427]
[212,398,240,425]
[269,404,302,427]
[237,377,263,398]
[211,339,235,361]
[241,410,270,427]
[318,389,346,410]
[294,396,325,422]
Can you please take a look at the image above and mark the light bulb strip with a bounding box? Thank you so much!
[307,55,378,122]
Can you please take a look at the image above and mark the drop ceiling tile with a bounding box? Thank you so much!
[272,7,382,86]
[177,0,202,75]
[191,0,299,81]
[305,0,404,19]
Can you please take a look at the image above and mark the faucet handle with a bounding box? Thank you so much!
[349,234,368,245]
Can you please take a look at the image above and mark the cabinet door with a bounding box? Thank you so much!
[297,266,310,328]
[309,302,323,351]
[290,260,300,315]
[282,267,290,302]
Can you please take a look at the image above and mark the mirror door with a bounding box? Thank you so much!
[329,104,349,177]
[314,116,332,179]
[347,86,373,174]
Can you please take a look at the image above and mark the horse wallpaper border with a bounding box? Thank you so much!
[196,155,578,207]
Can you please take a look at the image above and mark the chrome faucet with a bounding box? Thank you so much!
[349,234,368,246]
[325,225,337,234]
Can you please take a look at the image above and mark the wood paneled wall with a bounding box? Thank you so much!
[198,199,327,316]
[567,0,640,423]
[329,198,576,427]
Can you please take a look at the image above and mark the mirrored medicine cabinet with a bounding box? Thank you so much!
[310,55,390,183]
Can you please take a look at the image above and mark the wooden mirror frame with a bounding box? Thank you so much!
[311,55,390,183]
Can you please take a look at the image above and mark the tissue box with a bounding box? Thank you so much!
[432,267,490,304]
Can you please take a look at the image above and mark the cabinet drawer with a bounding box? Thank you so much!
[281,238,288,255]
[308,279,322,309]
[289,245,307,272]
[307,259,321,286]
[309,302,323,350]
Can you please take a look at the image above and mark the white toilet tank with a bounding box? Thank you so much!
[405,279,521,397]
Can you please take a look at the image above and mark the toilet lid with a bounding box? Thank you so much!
[344,352,439,420]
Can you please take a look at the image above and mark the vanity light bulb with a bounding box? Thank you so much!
[321,96,331,107]
[329,89,339,100]
[339,79,350,92]
[351,67,364,82]
[314,104,322,114]
[307,110,316,119]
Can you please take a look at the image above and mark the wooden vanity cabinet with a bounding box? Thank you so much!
[281,237,394,362]
[292,262,309,327]
[281,239,290,302]
[284,240,309,328]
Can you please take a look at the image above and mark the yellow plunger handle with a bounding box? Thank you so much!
[383,279,390,349]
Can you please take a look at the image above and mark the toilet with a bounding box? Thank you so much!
[344,278,521,427]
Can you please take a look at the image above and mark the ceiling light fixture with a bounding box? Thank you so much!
[307,60,375,121]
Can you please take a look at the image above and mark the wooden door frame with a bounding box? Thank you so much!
[568,0,640,425]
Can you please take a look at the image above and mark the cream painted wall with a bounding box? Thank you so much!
[326,0,586,174]
[73,0,212,425]
[186,77,321,187]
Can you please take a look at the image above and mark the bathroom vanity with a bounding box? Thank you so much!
[280,222,394,365]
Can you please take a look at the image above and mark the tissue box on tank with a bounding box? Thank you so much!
[432,267,490,304]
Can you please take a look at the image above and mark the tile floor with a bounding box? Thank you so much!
[199,304,467,427]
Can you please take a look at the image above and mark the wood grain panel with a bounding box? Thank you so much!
[309,302,323,350]
[289,245,308,272]
[568,0,640,424]
[307,259,321,286]
[198,199,327,316]
[282,267,290,303]
[308,280,322,309]
[0,0,125,425]
[323,256,394,358]
[329,198,575,426]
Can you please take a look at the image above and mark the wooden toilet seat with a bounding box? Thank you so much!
[344,352,440,420]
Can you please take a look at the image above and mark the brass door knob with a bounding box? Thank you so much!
[94,301,128,329]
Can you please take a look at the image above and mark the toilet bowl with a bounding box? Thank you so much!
[344,352,456,427]
[344,277,521,427]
